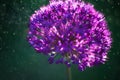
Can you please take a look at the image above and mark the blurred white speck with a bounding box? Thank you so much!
[117,33,119,37]
[8,21,12,24]
[113,53,115,55]
[22,7,24,10]
[14,67,17,71]
[0,47,2,50]
[9,69,13,73]
[20,0,23,4]
[13,32,16,36]
[104,76,106,79]
[29,62,33,65]
[18,18,22,21]
[108,66,111,69]
[3,31,8,34]
[101,9,103,11]
[0,27,2,30]
[12,49,15,53]
[118,3,120,5]
[2,4,6,7]
[6,46,9,49]
[117,52,119,55]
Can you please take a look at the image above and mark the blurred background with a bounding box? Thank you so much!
[0,0,120,80]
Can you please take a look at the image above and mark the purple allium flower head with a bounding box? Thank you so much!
[27,0,112,71]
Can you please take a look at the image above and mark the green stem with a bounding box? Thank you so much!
[67,67,72,80]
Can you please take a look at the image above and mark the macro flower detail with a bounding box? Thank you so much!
[27,0,112,71]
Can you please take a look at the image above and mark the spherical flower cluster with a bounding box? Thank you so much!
[27,0,112,71]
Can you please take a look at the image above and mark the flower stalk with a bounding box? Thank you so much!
[67,67,72,80]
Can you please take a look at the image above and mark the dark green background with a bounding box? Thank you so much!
[0,0,120,80]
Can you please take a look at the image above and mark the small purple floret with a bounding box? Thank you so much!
[27,0,112,71]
